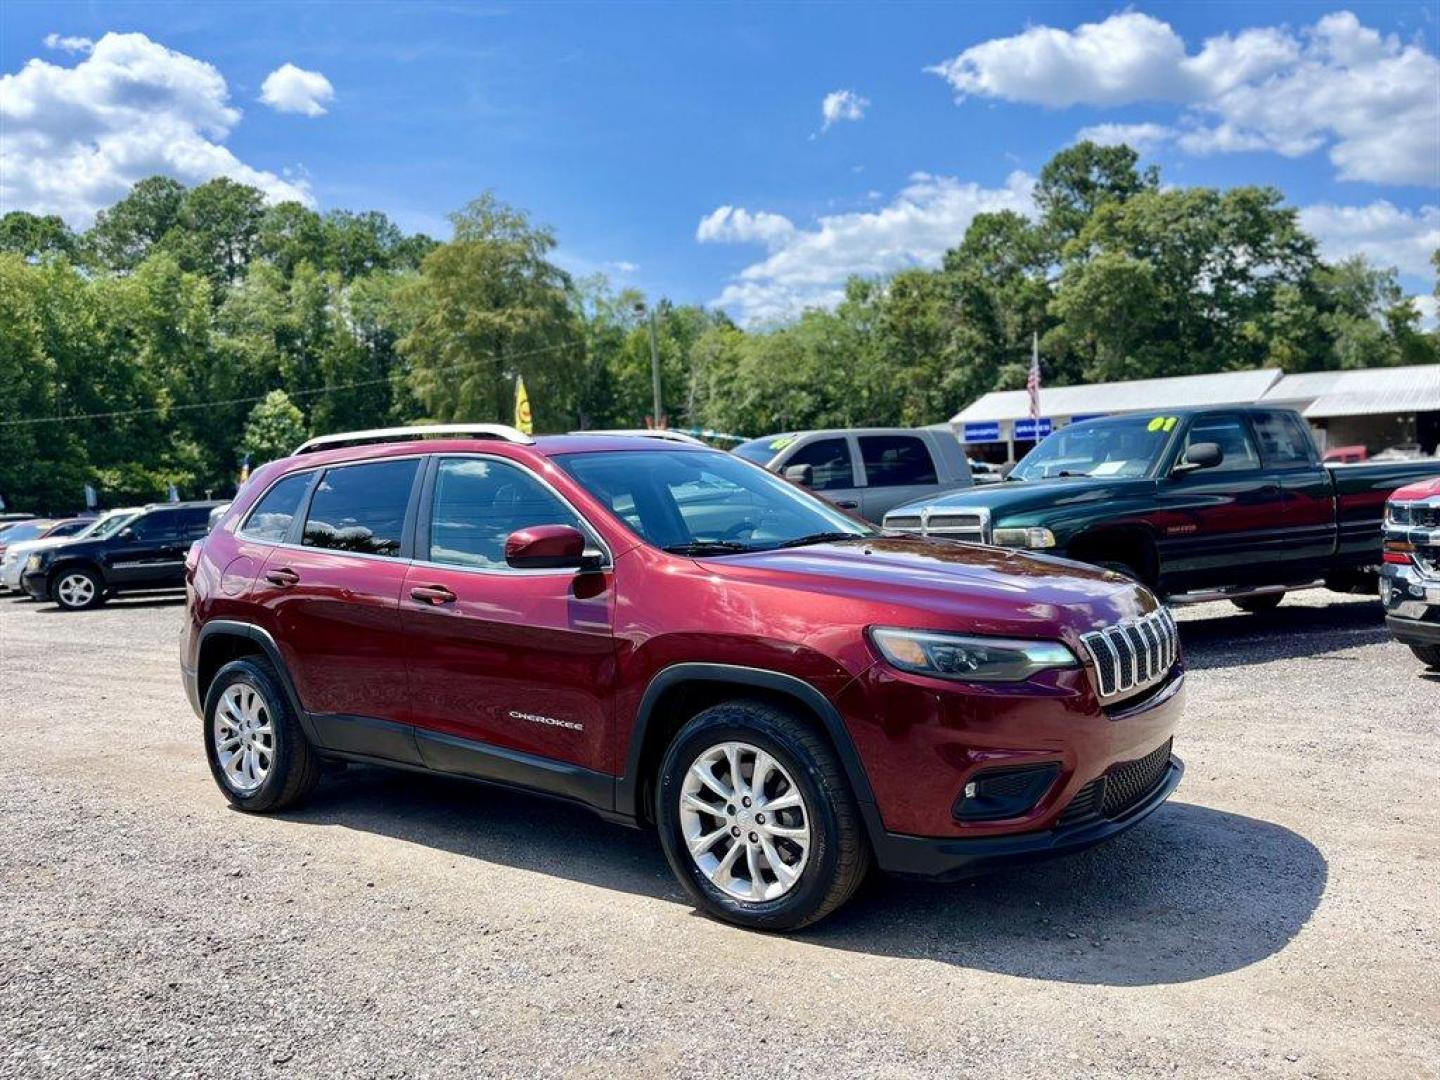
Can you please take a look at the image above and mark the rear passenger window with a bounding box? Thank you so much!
[129,510,180,541]
[240,473,312,542]
[428,457,584,569]
[179,507,215,540]
[859,435,938,487]
[1252,412,1312,468]
[786,438,854,491]
[303,460,418,557]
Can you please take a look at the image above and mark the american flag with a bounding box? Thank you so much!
[1027,332,1041,422]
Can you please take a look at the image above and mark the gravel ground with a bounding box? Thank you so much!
[1,588,1437,1079]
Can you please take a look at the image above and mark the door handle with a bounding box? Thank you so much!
[264,567,300,588]
[834,499,860,509]
[410,584,457,606]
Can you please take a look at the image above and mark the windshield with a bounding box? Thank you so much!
[732,435,797,466]
[556,449,873,554]
[1010,416,1177,481]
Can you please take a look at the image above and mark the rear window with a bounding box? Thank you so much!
[302,459,418,557]
[240,472,313,542]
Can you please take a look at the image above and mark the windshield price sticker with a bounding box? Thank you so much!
[1146,416,1179,433]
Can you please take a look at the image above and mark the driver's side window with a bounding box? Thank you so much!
[428,457,584,570]
[1180,418,1261,473]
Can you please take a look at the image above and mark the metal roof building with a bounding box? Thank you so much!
[949,363,1440,458]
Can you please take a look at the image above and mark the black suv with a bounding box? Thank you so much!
[22,501,223,610]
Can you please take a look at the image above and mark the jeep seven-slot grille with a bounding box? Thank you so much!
[1077,607,1179,703]
[1055,738,1174,829]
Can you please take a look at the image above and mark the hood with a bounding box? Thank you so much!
[888,475,1155,523]
[1393,476,1440,503]
[2,536,76,561]
[700,536,1157,640]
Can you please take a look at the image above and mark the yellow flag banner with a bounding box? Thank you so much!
[514,375,533,435]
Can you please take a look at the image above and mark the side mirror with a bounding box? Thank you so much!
[118,527,136,541]
[1175,442,1224,474]
[504,524,600,571]
[783,464,814,488]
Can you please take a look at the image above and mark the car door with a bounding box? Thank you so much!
[401,455,616,776]
[1252,409,1335,573]
[1155,413,1287,590]
[105,508,182,586]
[777,436,863,513]
[857,434,942,521]
[256,457,422,743]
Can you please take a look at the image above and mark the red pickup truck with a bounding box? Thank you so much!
[1381,476,1440,669]
[182,424,1185,930]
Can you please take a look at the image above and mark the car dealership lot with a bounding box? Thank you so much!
[1,593,1436,1078]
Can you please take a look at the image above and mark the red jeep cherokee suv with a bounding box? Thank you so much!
[182,424,1185,930]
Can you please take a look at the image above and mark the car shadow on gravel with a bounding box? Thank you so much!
[36,593,185,613]
[1176,598,1389,671]
[808,801,1327,985]
[283,769,1324,987]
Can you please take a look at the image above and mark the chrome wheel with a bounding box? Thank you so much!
[679,741,811,903]
[56,573,95,608]
[214,683,275,793]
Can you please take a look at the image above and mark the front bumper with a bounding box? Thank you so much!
[19,568,49,601]
[873,756,1183,880]
[1380,556,1440,648]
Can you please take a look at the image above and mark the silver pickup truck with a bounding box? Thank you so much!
[733,427,973,521]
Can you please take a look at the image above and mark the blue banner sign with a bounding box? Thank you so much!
[962,422,1001,442]
[1014,418,1053,440]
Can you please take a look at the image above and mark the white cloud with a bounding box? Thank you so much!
[1413,295,1438,329]
[1075,121,1175,154]
[696,205,796,248]
[609,260,639,274]
[703,171,1035,325]
[820,89,869,131]
[259,62,335,118]
[931,11,1440,185]
[0,32,312,226]
[1298,201,1440,278]
[43,33,93,54]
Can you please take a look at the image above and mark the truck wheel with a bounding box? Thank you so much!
[203,658,320,812]
[1233,593,1283,613]
[1410,644,1440,671]
[655,700,871,931]
[51,568,104,611]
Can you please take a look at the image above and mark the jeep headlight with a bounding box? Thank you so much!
[869,627,1077,682]
[991,526,1057,549]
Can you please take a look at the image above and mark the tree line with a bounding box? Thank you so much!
[2,143,1435,513]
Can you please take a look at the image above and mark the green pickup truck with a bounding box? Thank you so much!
[883,406,1440,610]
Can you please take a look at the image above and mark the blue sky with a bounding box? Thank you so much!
[2,2,1437,323]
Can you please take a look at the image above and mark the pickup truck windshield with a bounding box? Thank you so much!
[557,449,873,555]
[1010,416,1174,481]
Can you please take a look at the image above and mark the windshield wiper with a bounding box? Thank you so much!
[662,540,753,556]
[771,531,867,549]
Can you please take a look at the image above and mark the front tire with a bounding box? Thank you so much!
[655,700,870,931]
[1410,644,1440,671]
[203,658,320,812]
[1233,593,1284,613]
[51,567,104,611]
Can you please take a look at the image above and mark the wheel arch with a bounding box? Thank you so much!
[1064,524,1161,586]
[616,663,880,833]
[196,621,316,742]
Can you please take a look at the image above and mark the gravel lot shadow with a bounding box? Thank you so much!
[1177,598,1389,671]
[283,769,1324,986]
[35,593,186,613]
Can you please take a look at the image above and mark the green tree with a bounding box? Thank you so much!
[86,175,186,271]
[163,177,268,289]
[240,390,308,467]
[399,193,581,430]
[0,212,76,261]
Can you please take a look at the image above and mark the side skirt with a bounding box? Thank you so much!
[311,712,628,825]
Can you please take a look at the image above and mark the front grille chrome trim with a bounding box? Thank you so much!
[1077,607,1179,704]
[884,505,992,544]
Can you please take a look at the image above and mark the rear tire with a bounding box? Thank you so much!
[1233,593,1284,613]
[1410,644,1440,671]
[51,567,104,611]
[655,699,871,931]
[203,658,320,812]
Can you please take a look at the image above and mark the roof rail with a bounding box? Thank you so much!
[568,428,706,446]
[294,423,535,455]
